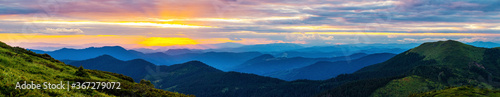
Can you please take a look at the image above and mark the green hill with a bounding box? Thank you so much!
[317,40,500,97]
[0,42,192,96]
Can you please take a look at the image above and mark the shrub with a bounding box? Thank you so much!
[75,66,89,78]
[140,79,155,88]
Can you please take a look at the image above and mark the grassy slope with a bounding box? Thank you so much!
[371,75,446,97]
[410,86,500,97]
[0,42,193,97]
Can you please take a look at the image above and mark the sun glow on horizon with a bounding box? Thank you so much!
[139,37,199,46]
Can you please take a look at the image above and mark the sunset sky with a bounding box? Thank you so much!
[0,0,499,50]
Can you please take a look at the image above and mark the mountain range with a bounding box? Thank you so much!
[266,53,396,81]
[61,51,394,96]
[466,41,500,48]
[66,57,331,96]
[68,55,156,82]
[231,53,368,75]
[32,46,262,71]
[23,40,500,96]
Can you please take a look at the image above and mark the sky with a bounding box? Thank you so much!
[0,0,499,51]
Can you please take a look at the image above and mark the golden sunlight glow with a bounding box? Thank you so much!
[139,37,198,46]
[31,21,216,28]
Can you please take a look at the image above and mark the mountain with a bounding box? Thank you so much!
[231,53,368,75]
[63,54,342,96]
[33,46,262,70]
[27,49,47,54]
[0,41,192,96]
[208,43,305,52]
[170,52,262,70]
[35,46,143,61]
[67,55,157,82]
[164,49,202,55]
[467,41,500,48]
[291,45,408,55]
[266,53,396,81]
[95,60,332,97]
[209,42,245,48]
[317,40,500,97]
[23,40,500,97]
[131,48,164,53]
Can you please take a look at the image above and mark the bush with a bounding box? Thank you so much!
[140,79,155,88]
[75,66,89,78]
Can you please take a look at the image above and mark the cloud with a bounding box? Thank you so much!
[397,38,448,42]
[397,38,418,42]
[457,37,489,42]
[396,0,500,13]
[229,37,242,41]
[39,28,84,35]
[285,33,335,41]
[0,6,41,15]
[0,0,499,49]
[419,38,448,41]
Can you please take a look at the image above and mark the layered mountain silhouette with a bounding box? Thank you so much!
[25,40,500,97]
[64,52,395,96]
[467,41,500,48]
[31,46,143,61]
[207,43,305,52]
[68,57,328,96]
[67,55,156,82]
[266,53,396,81]
[231,53,368,75]
[169,52,262,70]
[164,49,202,55]
[33,46,262,71]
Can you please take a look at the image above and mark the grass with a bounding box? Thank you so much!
[0,41,194,97]
[371,75,446,97]
[410,86,500,97]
